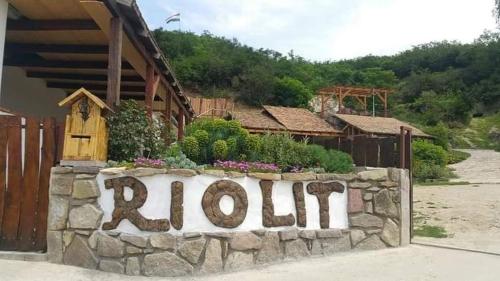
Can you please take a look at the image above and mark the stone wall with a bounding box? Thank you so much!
[47,167,410,277]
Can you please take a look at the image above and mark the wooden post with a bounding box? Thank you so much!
[320,94,325,118]
[177,112,184,141]
[106,17,123,108]
[164,91,172,144]
[145,65,155,118]
[383,92,388,117]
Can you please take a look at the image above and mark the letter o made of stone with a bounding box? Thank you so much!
[202,180,248,228]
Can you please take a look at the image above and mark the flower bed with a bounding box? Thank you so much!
[213,160,280,173]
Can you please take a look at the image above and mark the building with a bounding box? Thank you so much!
[0,0,193,140]
[231,105,342,144]
[332,114,430,139]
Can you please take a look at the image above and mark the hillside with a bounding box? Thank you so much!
[452,113,500,150]
[153,29,500,147]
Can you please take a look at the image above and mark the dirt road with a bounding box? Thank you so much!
[413,149,500,253]
[449,149,500,184]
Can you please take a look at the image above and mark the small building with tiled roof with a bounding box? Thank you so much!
[231,105,342,137]
[332,114,430,138]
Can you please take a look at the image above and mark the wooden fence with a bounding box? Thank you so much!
[0,115,60,251]
[190,97,234,118]
[332,132,412,169]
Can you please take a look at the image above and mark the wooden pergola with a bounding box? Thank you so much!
[3,0,194,140]
[318,86,394,117]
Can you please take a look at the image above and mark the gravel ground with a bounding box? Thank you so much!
[413,149,500,253]
[2,245,500,281]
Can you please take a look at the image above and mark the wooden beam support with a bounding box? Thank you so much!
[27,72,143,82]
[5,43,108,54]
[47,82,144,92]
[177,111,185,141]
[102,0,193,119]
[145,65,155,118]
[165,91,173,144]
[88,93,161,101]
[106,17,123,108]
[7,19,99,31]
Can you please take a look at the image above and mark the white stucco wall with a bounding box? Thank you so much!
[0,66,69,120]
[97,174,349,235]
[0,0,8,96]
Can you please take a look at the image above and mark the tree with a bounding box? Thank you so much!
[272,76,313,108]
[237,65,276,106]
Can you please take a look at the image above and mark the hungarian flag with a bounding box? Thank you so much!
[166,13,180,24]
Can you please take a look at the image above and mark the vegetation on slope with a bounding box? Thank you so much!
[153,28,500,150]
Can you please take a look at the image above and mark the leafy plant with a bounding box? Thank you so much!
[184,118,252,164]
[213,140,228,160]
[412,139,450,180]
[257,133,307,167]
[164,152,199,169]
[107,100,166,162]
[413,139,448,167]
[181,136,200,162]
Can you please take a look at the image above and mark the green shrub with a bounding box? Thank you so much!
[181,136,200,162]
[413,139,448,167]
[304,144,353,173]
[213,140,229,160]
[226,137,239,159]
[245,134,262,161]
[413,161,448,180]
[164,152,198,169]
[257,133,307,167]
[412,139,450,180]
[184,118,252,164]
[107,100,166,161]
[323,149,354,173]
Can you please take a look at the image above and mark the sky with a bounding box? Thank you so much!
[137,0,498,61]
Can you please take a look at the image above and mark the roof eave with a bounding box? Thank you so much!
[103,0,194,116]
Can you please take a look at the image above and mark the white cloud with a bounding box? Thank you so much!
[139,0,497,61]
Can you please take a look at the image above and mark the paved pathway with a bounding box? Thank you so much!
[414,149,500,253]
[1,246,500,281]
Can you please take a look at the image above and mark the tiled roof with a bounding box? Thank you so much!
[334,114,430,137]
[232,106,341,136]
[232,108,286,132]
[263,105,341,135]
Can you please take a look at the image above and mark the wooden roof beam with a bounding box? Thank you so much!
[5,43,108,54]
[7,19,99,31]
[4,58,133,70]
[26,72,143,82]
[48,82,144,92]
[102,0,193,118]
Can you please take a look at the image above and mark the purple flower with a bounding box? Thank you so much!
[134,157,165,169]
[213,160,280,173]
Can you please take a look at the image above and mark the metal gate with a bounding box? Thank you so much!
[0,115,60,252]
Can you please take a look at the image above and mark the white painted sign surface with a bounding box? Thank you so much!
[97,174,348,235]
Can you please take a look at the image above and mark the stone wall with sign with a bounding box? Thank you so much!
[47,166,410,277]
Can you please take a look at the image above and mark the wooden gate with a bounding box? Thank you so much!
[0,115,59,252]
[336,129,413,169]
